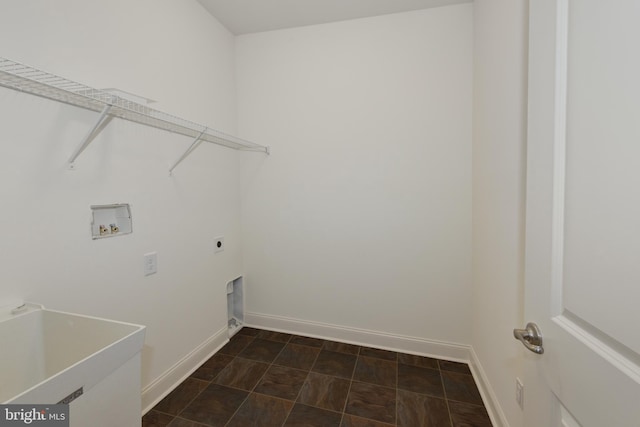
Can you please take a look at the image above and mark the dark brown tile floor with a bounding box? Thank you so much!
[143,328,493,427]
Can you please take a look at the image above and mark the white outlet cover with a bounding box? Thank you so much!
[214,237,224,253]
[144,252,158,276]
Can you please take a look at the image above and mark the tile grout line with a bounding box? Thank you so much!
[337,344,361,426]
[171,372,227,423]
[396,352,400,427]
[438,360,455,427]
[165,339,246,425]
[219,330,259,427]
[393,351,399,426]
[224,330,293,426]
[280,337,326,426]
[253,332,295,426]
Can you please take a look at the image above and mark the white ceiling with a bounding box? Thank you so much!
[197,0,471,35]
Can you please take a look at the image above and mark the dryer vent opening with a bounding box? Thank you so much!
[226,277,244,337]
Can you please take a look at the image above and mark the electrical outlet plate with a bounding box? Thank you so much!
[144,252,157,276]
[214,237,224,253]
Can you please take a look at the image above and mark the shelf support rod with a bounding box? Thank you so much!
[68,104,113,169]
[169,128,207,175]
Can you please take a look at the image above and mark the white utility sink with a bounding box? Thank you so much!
[0,303,145,427]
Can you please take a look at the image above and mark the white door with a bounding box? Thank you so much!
[524,0,640,426]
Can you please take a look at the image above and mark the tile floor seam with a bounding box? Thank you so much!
[290,343,356,424]
[147,409,174,418]
[291,339,323,402]
[347,380,398,425]
[341,346,390,427]
[217,332,257,427]
[236,392,300,427]
[221,393,249,427]
[285,337,340,425]
[253,334,293,427]
[439,363,455,427]
[171,379,211,423]
[446,396,487,406]
[395,354,399,427]
[353,348,398,425]
[337,357,357,426]
[224,333,293,426]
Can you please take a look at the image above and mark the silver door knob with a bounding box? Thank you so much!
[513,322,544,354]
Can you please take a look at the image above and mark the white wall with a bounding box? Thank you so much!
[0,0,242,403]
[237,5,473,345]
[472,0,528,425]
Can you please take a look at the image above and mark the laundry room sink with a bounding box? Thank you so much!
[0,302,145,427]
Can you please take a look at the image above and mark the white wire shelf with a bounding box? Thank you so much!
[0,57,269,171]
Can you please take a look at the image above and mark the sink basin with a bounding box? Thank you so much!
[0,303,145,426]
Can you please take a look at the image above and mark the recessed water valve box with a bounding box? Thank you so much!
[91,204,132,239]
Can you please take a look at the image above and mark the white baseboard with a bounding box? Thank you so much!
[141,326,229,415]
[469,346,509,427]
[245,311,470,363]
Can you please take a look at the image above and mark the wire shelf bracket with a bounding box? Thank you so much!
[169,128,207,175]
[68,104,113,170]
[0,57,270,171]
